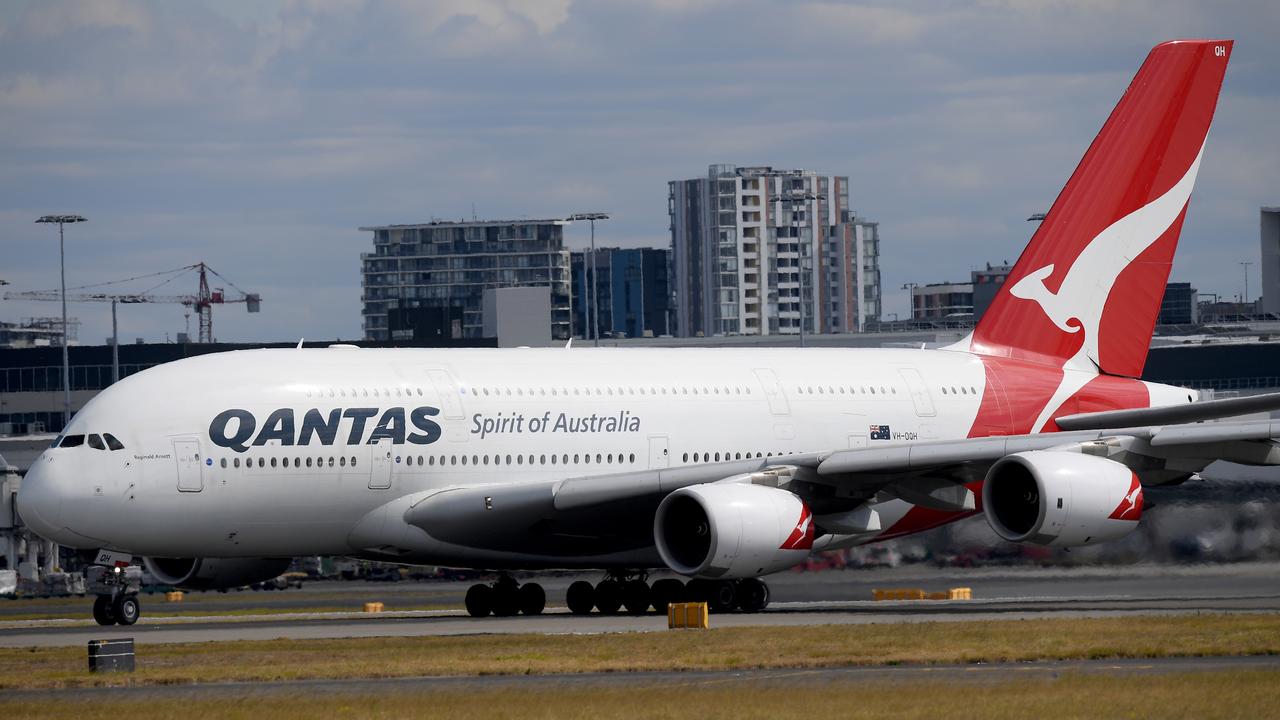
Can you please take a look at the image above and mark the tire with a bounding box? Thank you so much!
[113,594,140,626]
[491,582,521,617]
[518,583,546,616]
[92,595,116,626]
[685,578,712,604]
[464,583,492,618]
[621,580,651,615]
[566,580,595,615]
[594,580,623,615]
[650,578,686,615]
[707,580,736,614]
[736,578,770,613]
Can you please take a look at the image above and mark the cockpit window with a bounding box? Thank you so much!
[103,433,124,451]
[60,434,85,448]
[88,434,105,450]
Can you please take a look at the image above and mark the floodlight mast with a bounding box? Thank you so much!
[35,214,86,430]
[567,213,611,346]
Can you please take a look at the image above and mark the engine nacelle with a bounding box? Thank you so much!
[143,557,292,590]
[982,451,1144,548]
[654,483,814,578]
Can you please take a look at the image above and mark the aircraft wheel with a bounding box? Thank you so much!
[684,578,712,604]
[621,580,651,615]
[465,584,492,618]
[707,580,737,614]
[519,583,546,615]
[649,578,686,615]
[566,580,595,615]
[736,578,770,613]
[113,594,141,626]
[92,595,116,626]
[594,580,623,615]
[491,580,522,617]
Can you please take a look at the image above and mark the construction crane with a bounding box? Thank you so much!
[2,260,262,348]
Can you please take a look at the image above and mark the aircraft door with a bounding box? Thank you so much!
[753,368,790,415]
[648,435,669,469]
[427,369,465,419]
[897,367,937,417]
[369,438,392,489]
[173,438,203,493]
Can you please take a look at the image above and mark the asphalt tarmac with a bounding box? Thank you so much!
[2,562,1277,648]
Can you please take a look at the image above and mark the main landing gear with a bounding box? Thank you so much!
[465,575,546,618]
[565,573,771,616]
[86,565,142,626]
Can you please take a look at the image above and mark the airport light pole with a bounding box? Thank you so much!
[568,213,610,346]
[902,282,919,323]
[1241,261,1253,310]
[36,214,86,430]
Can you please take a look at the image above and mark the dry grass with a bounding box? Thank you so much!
[1,613,1278,690]
[2,670,1278,719]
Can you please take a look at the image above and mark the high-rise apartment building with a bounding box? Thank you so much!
[668,165,880,337]
[360,219,572,341]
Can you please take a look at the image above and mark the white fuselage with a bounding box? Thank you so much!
[18,346,1184,566]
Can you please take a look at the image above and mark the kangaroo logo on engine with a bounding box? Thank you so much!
[209,407,443,453]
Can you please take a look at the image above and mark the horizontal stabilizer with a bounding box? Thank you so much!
[1055,391,1280,431]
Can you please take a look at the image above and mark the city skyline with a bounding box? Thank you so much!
[1,1,1277,343]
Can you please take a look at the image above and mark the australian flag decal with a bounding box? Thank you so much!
[869,425,891,440]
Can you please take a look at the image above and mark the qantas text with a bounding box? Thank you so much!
[208,407,443,453]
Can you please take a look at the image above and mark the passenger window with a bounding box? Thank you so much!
[270,457,278,468]
[340,456,347,467]
[220,458,227,468]
[328,457,335,467]
[306,457,313,468]
[87,434,105,450]
[351,456,357,467]
[103,433,124,451]
[61,434,85,448]
[234,458,241,468]
[258,458,265,468]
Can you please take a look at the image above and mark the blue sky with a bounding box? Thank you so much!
[2,0,1277,343]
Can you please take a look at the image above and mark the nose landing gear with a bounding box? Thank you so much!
[87,565,142,626]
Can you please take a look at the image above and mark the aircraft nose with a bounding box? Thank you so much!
[16,453,66,541]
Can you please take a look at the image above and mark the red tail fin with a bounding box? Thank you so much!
[971,40,1232,377]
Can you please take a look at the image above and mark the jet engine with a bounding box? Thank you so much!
[654,483,815,578]
[982,451,1144,547]
[142,557,292,590]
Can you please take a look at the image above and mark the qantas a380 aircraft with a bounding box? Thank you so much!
[19,39,1276,625]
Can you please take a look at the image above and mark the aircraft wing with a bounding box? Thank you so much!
[403,416,1280,553]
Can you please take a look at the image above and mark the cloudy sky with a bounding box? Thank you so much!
[2,0,1277,344]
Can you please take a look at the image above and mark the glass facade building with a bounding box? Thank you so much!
[571,247,672,339]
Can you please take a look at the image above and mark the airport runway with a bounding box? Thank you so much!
[4,655,1278,702]
[2,562,1277,648]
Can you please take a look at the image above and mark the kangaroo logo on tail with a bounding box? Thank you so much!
[1009,144,1206,374]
